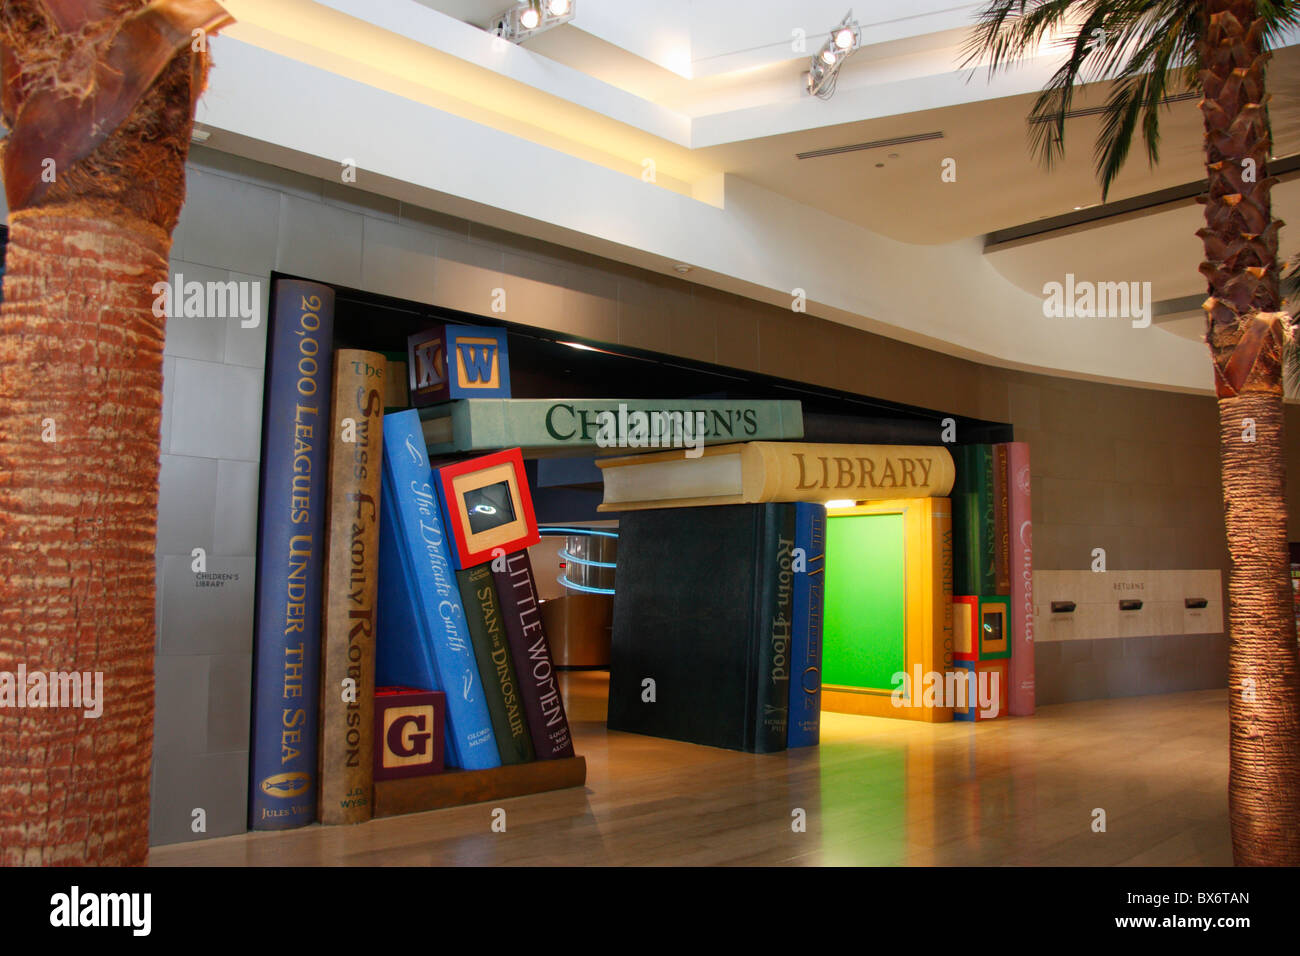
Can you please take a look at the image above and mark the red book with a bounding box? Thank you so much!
[1001,442,1035,716]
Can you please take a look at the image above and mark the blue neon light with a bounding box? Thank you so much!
[558,547,617,569]
[557,575,617,596]
[538,527,619,595]
[539,526,620,539]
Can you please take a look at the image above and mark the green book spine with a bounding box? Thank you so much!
[420,398,805,455]
[752,504,793,754]
[993,444,1011,594]
[950,444,998,596]
[977,445,998,595]
[456,564,536,765]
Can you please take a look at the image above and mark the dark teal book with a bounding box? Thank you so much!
[952,444,996,595]
[456,564,535,765]
[787,502,826,748]
[979,444,998,594]
[249,278,335,830]
[608,503,793,753]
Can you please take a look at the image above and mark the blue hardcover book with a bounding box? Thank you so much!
[249,279,335,829]
[375,409,500,770]
[788,502,826,748]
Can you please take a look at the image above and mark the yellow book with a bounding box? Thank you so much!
[820,497,954,723]
[595,441,955,512]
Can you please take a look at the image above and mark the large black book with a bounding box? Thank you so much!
[608,503,794,753]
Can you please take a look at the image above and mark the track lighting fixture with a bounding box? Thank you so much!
[806,10,861,100]
[491,0,575,44]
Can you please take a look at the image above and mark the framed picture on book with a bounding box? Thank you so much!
[954,594,1011,661]
[434,447,540,569]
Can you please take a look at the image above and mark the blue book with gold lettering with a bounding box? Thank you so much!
[375,410,500,770]
[249,278,335,830]
[787,502,826,748]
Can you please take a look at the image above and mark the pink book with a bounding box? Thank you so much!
[1002,442,1035,715]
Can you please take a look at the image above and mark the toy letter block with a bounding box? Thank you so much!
[374,687,446,781]
[954,594,1011,661]
[408,325,511,406]
[953,659,1008,722]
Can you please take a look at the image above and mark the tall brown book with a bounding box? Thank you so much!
[318,349,387,824]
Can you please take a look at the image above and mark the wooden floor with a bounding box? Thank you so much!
[150,674,1232,866]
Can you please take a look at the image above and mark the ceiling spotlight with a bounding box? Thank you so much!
[673,264,693,275]
[491,0,575,44]
[806,10,861,100]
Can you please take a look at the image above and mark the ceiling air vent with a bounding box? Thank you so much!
[796,130,944,160]
[1028,91,1198,123]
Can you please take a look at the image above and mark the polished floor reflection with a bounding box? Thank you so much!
[149,674,1231,866]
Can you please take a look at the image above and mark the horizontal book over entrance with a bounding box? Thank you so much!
[420,398,804,456]
[597,442,955,511]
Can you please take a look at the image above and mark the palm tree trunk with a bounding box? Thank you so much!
[1218,391,1300,865]
[1201,0,1300,865]
[0,209,169,865]
[0,0,231,864]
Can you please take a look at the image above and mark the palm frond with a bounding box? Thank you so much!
[1093,5,1200,197]
[964,0,1299,193]
[1023,6,1112,170]
[960,0,1080,76]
